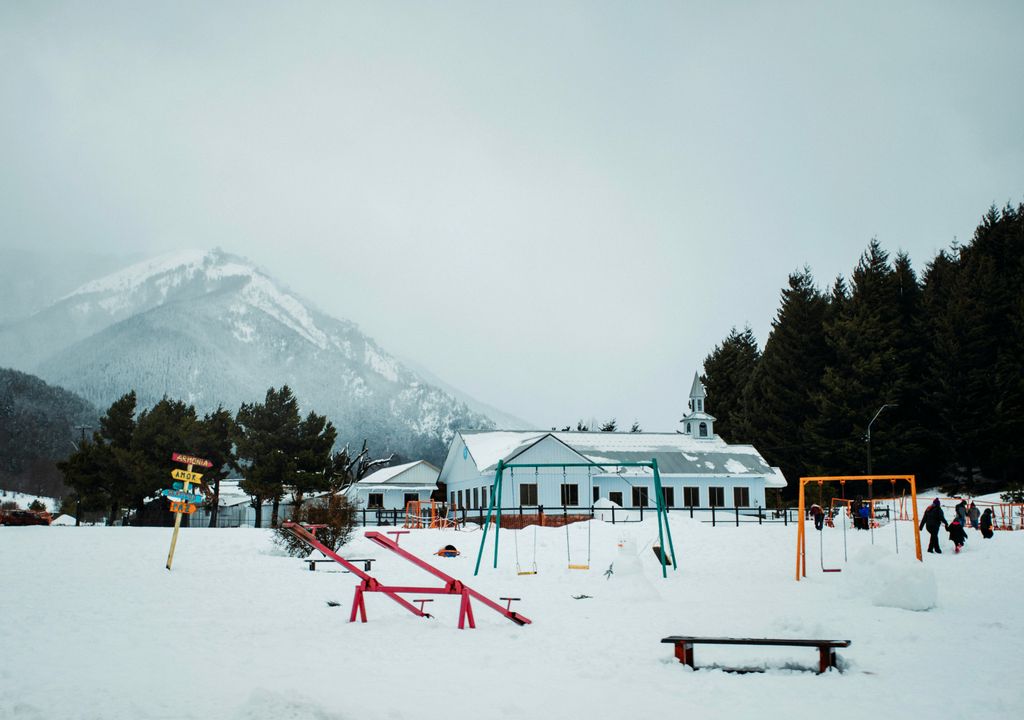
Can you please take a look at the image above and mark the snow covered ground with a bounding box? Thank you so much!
[1,512,1021,720]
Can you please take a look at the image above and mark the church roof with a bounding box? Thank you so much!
[689,372,706,399]
[455,430,786,488]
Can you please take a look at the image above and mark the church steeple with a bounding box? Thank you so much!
[681,371,715,438]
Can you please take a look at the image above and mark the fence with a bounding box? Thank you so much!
[190,503,895,529]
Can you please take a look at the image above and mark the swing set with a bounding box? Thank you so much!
[507,465,595,574]
[796,475,922,582]
[474,459,677,579]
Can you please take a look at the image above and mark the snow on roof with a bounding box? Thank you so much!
[458,430,785,485]
[359,460,439,486]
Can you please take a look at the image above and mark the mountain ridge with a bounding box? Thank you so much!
[1,249,497,463]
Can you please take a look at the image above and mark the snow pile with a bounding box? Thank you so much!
[845,545,938,611]
[50,514,76,526]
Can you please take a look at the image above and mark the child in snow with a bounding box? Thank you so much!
[810,504,825,531]
[967,502,980,529]
[920,498,948,554]
[980,508,994,539]
[947,519,968,553]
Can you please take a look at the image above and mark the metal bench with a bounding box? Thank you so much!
[661,636,851,674]
[306,558,375,572]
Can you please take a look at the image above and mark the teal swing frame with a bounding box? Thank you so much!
[473,458,678,578]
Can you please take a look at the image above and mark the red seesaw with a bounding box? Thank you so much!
[282,522,531,629]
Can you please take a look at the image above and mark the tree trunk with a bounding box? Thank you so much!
[208,478,221,528]
[254,498,263,528]
[271,497,280,528]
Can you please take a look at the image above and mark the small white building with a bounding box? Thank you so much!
[438,373,786,513]
[343,460,440,511]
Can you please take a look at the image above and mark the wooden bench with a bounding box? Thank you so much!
[306,558,375,572]
[661,636,851,674]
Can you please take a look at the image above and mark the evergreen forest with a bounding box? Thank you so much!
[702,203,1024,498]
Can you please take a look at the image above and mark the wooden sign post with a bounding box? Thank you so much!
[166,452,213,571]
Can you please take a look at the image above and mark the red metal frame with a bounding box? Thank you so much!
[282,522,531,629]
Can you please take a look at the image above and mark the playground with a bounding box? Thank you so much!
[1,493,1022,720]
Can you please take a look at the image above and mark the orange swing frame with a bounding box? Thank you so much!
[796,475,922,582]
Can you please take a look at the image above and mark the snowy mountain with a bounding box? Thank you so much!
[0,249,493,462]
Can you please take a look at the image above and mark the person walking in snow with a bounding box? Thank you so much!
[920,498,948,554]
[810,503,825,531]
[954,499,967,527]
[967,502,980,530]
[980,508,994,539]
[947,518,968,553]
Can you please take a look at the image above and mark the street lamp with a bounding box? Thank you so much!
[865,404,897,475]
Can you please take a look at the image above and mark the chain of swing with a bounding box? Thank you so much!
[815,477,902,572]
[509,465,592,573]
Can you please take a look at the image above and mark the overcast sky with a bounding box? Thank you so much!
[2,1,1022,431]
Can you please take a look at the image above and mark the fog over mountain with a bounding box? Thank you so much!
[0,249,513,463]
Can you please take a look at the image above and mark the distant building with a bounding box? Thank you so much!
[343,460,440,511]
[438,373,786,512]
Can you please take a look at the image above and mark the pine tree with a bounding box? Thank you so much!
[702,326,760,442]
[235,387,300,528]
[600,419,617,432]
[195,406,238,528]
[808,240,922,476]
[740,268,830,492]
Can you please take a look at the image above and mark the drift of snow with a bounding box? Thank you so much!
[1,507,1021,719]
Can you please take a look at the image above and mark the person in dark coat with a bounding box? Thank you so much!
[857,503,871,530]
[948,519,968,553]
[967,502,980,530]
[920,499,948,553]
[954,499,968,527]
[810,504,825,531]
[980,508,994,539]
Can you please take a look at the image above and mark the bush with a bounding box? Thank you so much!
[28,499,47,512]
[274,494,357,557]
[1,501,19,511]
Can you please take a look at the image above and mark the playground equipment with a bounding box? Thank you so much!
[510,468,538,575]
[282,522,531,628]
[566,517,591,570]
[796,475,922,582]
[474,459,677,579]
[403,499,459,529]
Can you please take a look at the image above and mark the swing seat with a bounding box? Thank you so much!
[568,563,590,570]
[517,570,538,576]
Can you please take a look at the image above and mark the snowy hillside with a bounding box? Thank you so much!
[0,249,493,461]
[1,514,1021,719]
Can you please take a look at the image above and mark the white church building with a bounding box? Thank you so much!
[437,373,787,513]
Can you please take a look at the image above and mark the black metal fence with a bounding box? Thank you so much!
[353,503,892,528]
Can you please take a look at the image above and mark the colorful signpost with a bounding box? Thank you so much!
[165,452,212,571]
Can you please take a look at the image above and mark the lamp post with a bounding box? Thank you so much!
[865,404,897,475]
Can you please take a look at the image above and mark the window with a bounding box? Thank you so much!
[609,491,623,506]
[472,488,479,509]
[686,422,691,433]
[593,485,601,502]
[709,486,725,507]
[662,487,675,507]
[699,422,708,438]
[683,487,700,507]
[632,486,649,507]
[697,399,703,411]
[404,493,419,507]
[457,490,463,509]
[449,491,455,508]
[520,483,537,506]
[733,486,750,507]
[481,486,487,509]
[560,483,579,506]
[368,493,384,509]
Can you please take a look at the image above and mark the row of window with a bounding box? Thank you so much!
[444,484,752,509]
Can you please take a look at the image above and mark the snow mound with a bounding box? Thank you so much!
[845,545,938,611]
[50,514,76,525]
